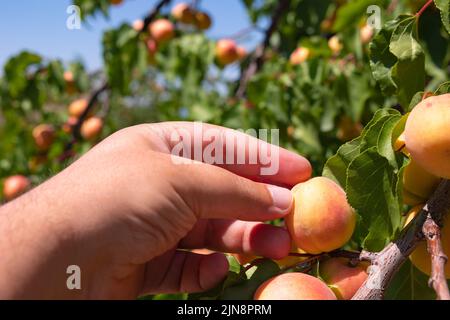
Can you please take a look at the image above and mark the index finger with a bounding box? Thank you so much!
[146,122,312,187]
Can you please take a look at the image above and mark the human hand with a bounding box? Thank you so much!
[0,122,311,299]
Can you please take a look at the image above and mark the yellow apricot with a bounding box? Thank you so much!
[404,94,450,179]
[320,258,368,300]
[215,39,239,65]
[254,273,337,300]
[289,47,310,65]
[403,159,440,200]
[286,177,356,254]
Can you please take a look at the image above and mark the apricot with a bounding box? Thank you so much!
[289,47,310,65]
[69,98,89,118]
[32,124,55,151]
[215,39,239,65]
[237,47,247,60]
[254,273,337,300]
[3,175,31,201]
[81,117,103,141]
[319,258,368,300]
[286,177,356,254]
[109,0,123,5]
[337,116,363,142]
[360,24,374,44]
[146,38,158,64]
[403,189,425,206]
[404,205,450,278]
[132,19,144,31]
[63,116,79,134]
[403,159,440,201]
[328,36,343,55]
[171,3,195,24]
[404,94,450,179]
[149,19,175,43]
[194,11,212,30]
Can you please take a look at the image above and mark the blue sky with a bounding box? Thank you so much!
[0,0,262,71]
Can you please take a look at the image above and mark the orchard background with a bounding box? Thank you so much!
[1,0,450,300]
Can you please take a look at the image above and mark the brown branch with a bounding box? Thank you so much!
[352,180,450,300]
[423,215,450,300]
[234,0,291,99]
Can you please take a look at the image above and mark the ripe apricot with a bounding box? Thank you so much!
[289,47,310,65]
[171,3,195,24]
[404,205,450,278]
[81,117,103,141]
[360,24,374,44]
[328,36,343,55]
[403,159,440,201]
[254,273,337,300]
[132,19,144,31]
[286,177,356,254]
[149,19,175,43]
[337,116,363,142]
[404,94,450,179]
[32,124,55,151]
[69,98,89,118]
[215,39,239,66]
[319,258,368,300]
[3,175,31,201]
[194,11,212,30]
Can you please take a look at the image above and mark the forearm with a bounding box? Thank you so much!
[0,172,100,299]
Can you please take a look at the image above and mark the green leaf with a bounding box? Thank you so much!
[434,0,450,34]
[346,147,402,251]
[370,16,425,108]
[332,0,384,32]
[220,259,280,300]
[385,260,441,300]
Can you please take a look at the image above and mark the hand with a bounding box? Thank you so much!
[0,122,311,299]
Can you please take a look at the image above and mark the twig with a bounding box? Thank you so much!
[416,0,434,18]
[235,0,291,99]
[352,180,450,300]
[423,215,450,300]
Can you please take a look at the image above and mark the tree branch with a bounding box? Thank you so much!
[423,215,450,300]
[352,180,450,300]
[234,0,291,99]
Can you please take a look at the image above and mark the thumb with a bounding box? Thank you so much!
[174,159,293,222]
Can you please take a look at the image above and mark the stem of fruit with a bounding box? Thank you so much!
[416,0,434,18]
[352,180,450,300]
[423,215,450,300]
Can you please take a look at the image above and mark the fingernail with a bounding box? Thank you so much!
[267,185,293,215]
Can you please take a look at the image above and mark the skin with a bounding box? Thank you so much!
[319,258,368,300]
[405,205,450,278]
[215,39,239,66]
[289,47,310,65]
[286,177,356,254]
[0,122,312,299]
[149,19,175,43]
[405,94,450,179]
[2,176,31,201]
[254,273,337,300]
